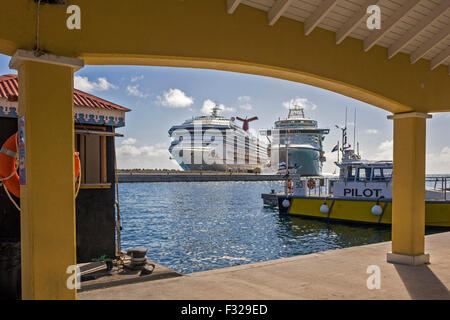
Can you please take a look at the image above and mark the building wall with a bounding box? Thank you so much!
[0,120,117,259]
[76,134,117,262]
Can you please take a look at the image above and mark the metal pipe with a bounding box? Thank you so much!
[75,129,124,137]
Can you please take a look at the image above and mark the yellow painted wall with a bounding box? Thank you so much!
[0,0,444,299]
[0,0,449,114]
[392,117,427,256]
[18,61,77,300]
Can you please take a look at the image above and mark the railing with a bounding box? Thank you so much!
[428,176,448,201]
[285,175,450,201]
[285,176,337,197]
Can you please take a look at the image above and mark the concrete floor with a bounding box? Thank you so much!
[79,232,450,300]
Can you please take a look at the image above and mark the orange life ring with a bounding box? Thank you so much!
[287,178,294,192]
[0,132,81,199]
[307,179,316,190]
[0,133,20,198]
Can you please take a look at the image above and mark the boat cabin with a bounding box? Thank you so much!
[338,161,393,183]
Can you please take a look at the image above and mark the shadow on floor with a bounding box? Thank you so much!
[394,264,450,300]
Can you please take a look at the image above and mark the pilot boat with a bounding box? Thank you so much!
[262,126,450,228]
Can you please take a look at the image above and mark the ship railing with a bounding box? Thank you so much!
[428,176,449,201]
[286,175,338,197]
[287,175,449,201]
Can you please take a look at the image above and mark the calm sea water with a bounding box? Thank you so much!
[118,181,401,274]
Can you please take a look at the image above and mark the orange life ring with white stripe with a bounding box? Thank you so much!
[0,132,81,199]
[287,178,294,192]
[0,133,20,198]
[307,179,316,190]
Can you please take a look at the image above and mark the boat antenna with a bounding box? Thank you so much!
[353,107,356,150]
[345,107,348,133]
[336,107,349,152]
[337,140,340,163]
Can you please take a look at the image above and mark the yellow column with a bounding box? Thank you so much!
[387,112,431,266]
[10,51,83,299]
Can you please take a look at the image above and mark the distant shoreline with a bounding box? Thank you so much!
[117,172,285,183]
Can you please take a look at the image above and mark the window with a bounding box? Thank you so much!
[357,168,371,181]
[383,168,393,180]
[372,168,383,180]
[347,166,356,180]
[75,132,108,186]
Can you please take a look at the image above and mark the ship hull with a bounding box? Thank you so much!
[170,149,268,172]
[277,147,322,176]
[178,162,262,172]
[276,196,450,228]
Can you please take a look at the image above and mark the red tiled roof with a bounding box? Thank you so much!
[0,74,130,112]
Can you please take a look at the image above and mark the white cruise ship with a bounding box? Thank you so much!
[168,105,270,172]
[261,104,329,176]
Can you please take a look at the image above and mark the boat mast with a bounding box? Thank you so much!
[337,140,340,163]
[353,108,356,150]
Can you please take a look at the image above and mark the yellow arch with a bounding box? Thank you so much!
[0,0,446,299]
[1,0,449,113]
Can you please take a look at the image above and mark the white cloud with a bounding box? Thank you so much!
[201,99,235,114]
[157,88,194,108]
[130,75,144,82]
[121,137,137,145]
[427,147,450,174]
[323,140,393,174]
[282,98,317,110]
[116,141,180,170]
[361,139,392,161]
[239,103,253,110]
[127,84,149,98]
[74,76,118,92]
[365,129,378,135]
[237,96,252,110]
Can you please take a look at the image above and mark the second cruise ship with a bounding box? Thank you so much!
[168,105,270,172]
[261,104,329,176]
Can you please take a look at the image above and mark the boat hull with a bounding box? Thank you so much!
[277,196,450,228]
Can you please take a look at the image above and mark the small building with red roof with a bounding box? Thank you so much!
[0,74,130,126]
[0,74,131,288]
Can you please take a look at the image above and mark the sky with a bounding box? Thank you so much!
[1,54,449,174]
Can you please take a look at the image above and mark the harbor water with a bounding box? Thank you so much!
[119,181,402,274]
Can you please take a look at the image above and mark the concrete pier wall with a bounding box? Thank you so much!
[118,173,285,183]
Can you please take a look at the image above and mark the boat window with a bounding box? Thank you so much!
[372,168,383,181]
[383,168,393,179]
[347,166,356,180]
[357,168,371,181]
